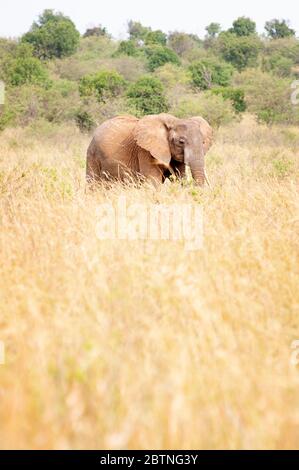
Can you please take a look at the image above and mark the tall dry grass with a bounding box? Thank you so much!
[0,116,299,449]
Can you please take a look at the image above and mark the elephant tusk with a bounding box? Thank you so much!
[204,170,211,188]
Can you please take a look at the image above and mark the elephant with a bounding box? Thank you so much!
[86,113,213,186]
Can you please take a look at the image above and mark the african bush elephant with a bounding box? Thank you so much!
[86,113,213,186]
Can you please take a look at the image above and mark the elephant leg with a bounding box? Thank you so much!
[86,139,102,183]
[138,149,164,186]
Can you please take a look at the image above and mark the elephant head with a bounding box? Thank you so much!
[133,113,213,186]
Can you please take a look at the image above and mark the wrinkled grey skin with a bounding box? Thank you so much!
[86,113,213,186]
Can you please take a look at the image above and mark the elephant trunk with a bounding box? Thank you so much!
[185,145,205,186]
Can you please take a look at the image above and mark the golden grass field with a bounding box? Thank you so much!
[0,115,299,449]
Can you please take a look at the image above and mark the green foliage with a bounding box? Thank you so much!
[217,32,262,70]
[262,54,294,77]
[265,19,295,39]
[126,76,169,115]
[173,92,236,128]
[234,69,299,124]
[189,58,234,90]
[212,87,246,113]
[262,38,299,64]
[144,30,167,46]
[229,17,256,36]
[79,70,126,102]
[145,45,180,71]
[75,110,96,132]
[3,43,49,86]
[22,9,80,59]
[154,63,190,87]
[205,23,221,38]
[114,40,140,57]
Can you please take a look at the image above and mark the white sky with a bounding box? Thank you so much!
[0,0,298,39]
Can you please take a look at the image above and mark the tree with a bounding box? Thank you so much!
[205,23,221,38]
[145,45,180,71]
[79,70,126,102]
[212,87,246,113]
[217,32,262,70]
[265,19,296,39]
[168,32,199,56]
[126,76,169,115]
[22,9,80,59]
[144,30,167,46]
[189,58,234,90]
[83,25,108,38]
[128,20,150,41]
[229,17,256,36]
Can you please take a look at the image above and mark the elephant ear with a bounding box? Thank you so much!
[133,114,174,165]
[189,116,213,153]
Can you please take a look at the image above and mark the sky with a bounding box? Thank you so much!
[0,0,298,39]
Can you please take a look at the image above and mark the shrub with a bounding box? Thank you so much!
[262,54,294,77]
[75,110,96,132]
[217,32,262,70]
[4,44,49,86]
[126,76,169,115]
[212,87,246,113]
[172,91,236,128]
[22,9,80,59]
[234,69,299,124]
[114,40,140,57]
[145,45,180,71]
[79,70,126,102]
[189,58,234,89]
[262,38,299,64]
[154,63,191,87]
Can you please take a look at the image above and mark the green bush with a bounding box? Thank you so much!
[79,70,126,102]
[172,91,236,128]
[262,54,294,77]
[234,69,299,124]
[75,110,96,132]
[154,63,191,87]
[145,45,180,71]
[6,56,49,87]
[144,30,167,46]
[127,76,169,115]
[114,40,140,57]
[22,9,80,59]
[212,87,246,113]
[217,32,262,70]
[189,58,234,89]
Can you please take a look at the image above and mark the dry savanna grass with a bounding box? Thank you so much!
[0,116,299,449]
